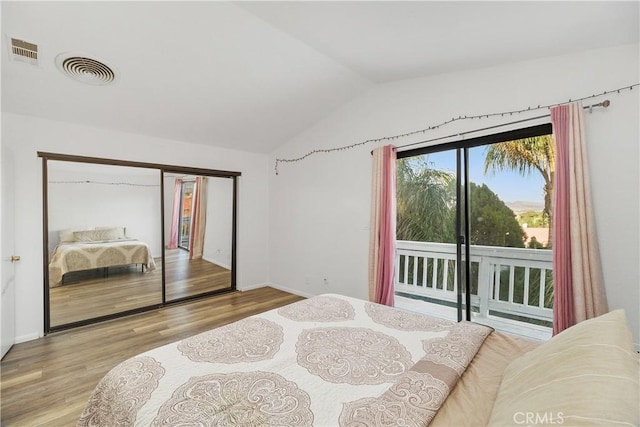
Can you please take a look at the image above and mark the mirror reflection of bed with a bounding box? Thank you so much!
[47,161,163,327]
[163,173,233,301]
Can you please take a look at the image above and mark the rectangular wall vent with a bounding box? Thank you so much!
[10,38,38,65]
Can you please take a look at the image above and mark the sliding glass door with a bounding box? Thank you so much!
[395,125,554,336]
[466,139,554,334]
[178,180,194,250]
[395,150,470,321]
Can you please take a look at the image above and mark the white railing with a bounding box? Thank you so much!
[395,240,553,325]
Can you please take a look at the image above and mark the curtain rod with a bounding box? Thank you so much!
[382,100,610,154]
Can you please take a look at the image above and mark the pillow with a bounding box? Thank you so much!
[94,226,127,239]
[73,228,121,242]
[489,310,639,426]
[59,227,92,243]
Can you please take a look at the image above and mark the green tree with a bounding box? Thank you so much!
[396,158,525,248]
[468,183,525,248]
[527,236,545,249]
[483,135,554,246]
[396,158,455,242]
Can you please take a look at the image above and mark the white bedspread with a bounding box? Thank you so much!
[48,239,156,287]
[78,294,492,426]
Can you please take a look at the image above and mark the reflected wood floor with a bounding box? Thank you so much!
[50,249,231,326]
[1,287,305,427]
[50,263,163,326]
[165,249,231,300]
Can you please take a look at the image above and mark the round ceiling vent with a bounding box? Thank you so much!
[55,53,118,86]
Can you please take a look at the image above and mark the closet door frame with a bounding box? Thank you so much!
[39,152,240,334]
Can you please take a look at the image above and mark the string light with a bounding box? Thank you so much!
[49,180,160,187]
[274,83,638,175]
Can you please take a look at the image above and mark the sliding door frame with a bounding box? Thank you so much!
[397,123,552,321]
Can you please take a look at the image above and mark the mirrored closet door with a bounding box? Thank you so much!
[163,173,235,302]
[41,153,239,333]
[46,161,163,328]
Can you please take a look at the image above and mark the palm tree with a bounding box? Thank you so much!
[396,157,455,243]
[483,135,555,246]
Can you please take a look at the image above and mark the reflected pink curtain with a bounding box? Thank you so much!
[368,145,397,306]
[189,177,208,260]
[167,178,182,249]
[551,102,608,335]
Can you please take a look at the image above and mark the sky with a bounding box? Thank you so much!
[419,148,546,207]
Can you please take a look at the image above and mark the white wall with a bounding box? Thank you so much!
[47,163,162,256]
[203,177,234,269]
[2,114,270,342]
[269,44,640,343]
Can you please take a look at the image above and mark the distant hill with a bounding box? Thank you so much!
[506,200,544,214]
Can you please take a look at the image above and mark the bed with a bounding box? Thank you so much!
[49,227,156,288]
[78,293,639,426]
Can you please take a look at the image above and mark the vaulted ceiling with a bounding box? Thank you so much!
[2,1,638,153]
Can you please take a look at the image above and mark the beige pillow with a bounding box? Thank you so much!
[73,228,121,242]
[95,226,126,239]
[489,310,639,426]
[59,227,91,243]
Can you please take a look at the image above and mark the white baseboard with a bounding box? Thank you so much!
[237,283,268,292]
[202,255,231,271]
[15,332,41,344]
[261,282,317,299]
[236,282,316,299]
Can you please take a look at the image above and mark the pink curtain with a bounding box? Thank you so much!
[551,102,608,335]
[167,178,182,249]
[368,145,397,306]
[189,177,208,260]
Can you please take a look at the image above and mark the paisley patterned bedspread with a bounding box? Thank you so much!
[78,294,492,426]
[48,239,157,287]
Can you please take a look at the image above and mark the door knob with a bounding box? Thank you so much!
[10,255,20,262]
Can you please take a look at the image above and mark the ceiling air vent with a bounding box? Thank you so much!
[10,38,38,65]
[55,53,118,86]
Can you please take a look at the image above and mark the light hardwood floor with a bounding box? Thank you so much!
[50,263,163,326]
[50,249,232,326]
[165,249,232,300]
[1,287,305,426]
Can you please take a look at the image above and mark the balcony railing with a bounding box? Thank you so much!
[395,240,553,339]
